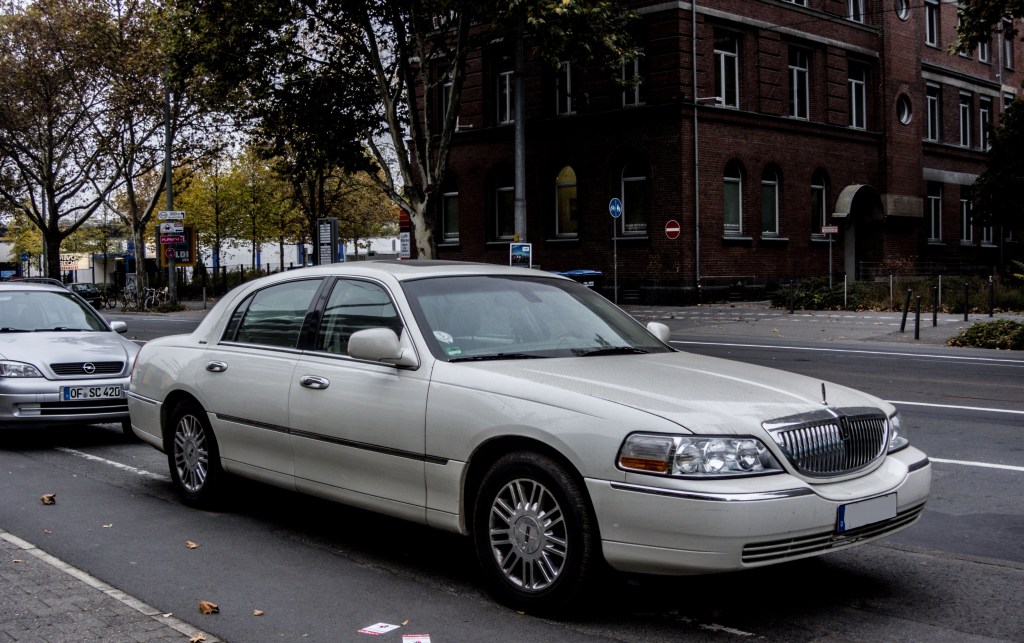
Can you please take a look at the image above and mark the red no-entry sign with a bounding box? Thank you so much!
[665,219,681,239]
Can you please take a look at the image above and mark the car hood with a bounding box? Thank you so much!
[0,332,138,366]
[449,351,889,433]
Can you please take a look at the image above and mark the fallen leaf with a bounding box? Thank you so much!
[198,600,219,615]
[189,635,206,643]
[103,524,113,528]
[40,494,56,505]
[12,559,23,564]
[43,529,51,535]
[401,620,409,626]
[770,327,781,333]
[161,613,173,618]
[253,610,265,616]
[185,541,200,549]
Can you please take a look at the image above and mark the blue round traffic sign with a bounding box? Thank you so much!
[609,198,623,219]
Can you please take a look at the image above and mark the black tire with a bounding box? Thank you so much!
[120,417,138,441]
[472,451,599,614]
[166,401,224,508]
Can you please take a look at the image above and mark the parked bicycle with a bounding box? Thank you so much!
[120,285,139,311]
[141,286,169,311]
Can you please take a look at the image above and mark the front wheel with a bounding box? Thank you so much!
[167,401,224,507]
[473,452,599,614]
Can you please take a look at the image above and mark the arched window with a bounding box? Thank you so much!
[724,161,743,235]
[555,166,578,237]
[621,161,648,236]
[761,166,780,235]
[811,169,829,236]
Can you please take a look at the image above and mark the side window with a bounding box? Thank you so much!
[226,279,322,348]
[317,280,401,356]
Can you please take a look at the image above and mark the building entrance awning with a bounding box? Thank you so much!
[832,184,885,221]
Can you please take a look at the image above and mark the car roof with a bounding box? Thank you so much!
[0,281,71,294]
[266,260,569,283]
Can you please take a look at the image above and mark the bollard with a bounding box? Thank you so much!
[900,288,912,333]
[963,282,969,322]
[789,280,795,314]
[914,296,921,340]
[932,286,938,327]
[989,276,994,317]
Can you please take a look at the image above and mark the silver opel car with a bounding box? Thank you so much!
[127,261,931,612]
[0,282,139,435]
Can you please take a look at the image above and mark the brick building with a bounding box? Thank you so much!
[428,0,1023,303]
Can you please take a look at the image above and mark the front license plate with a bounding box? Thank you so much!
[837,493,897,533]
[61,385,123,401]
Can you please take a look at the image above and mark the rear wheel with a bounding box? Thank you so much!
[167,401,224,507]
[472,451,599,614]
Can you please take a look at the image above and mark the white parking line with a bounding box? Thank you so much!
[56,447,171,482]
[890,401,1024,416]
[671,340,1024,365]
[929,458,1024,473]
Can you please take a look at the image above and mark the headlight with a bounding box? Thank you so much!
[618,434,784,477]
[0,361,43,378]
[888,413,909,453]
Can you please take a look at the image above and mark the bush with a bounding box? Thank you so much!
[946,319,1024,350]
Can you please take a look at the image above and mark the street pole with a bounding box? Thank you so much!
[164,77,177,306]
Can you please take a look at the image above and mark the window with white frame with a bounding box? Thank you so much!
[979,96,992,150]
[496,186,515,239]
[789,48,809,119]
[724,161,743,235]
[811,170,828,236]
[621,162,648,236]
[960,188,973,244]
[959,92,972,147]
[957,11,971,57]
[441,191,459,244]
[783,0,807,5]
[556,61,576,115]
[847,0,865,23]
[762,167,780,236]
[927,182,942,241]
[926,84,941,141]
[555,166,578,237]
[497,69,514,125]
[849,63,866,129]
[714,33,739,108]
[925,0,940,47]
[982,224,994,245]
[622,52,645,107]
[979,38,990,63]
[1004,20,1015,70]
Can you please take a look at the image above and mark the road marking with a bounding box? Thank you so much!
[889,401,1024,416]
[929,458,1024,473]
[671,340,1024,365]
[56,448,171,482]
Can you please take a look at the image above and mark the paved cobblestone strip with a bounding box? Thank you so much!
[1,529,218,642]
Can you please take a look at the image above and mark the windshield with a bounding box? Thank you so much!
[0,290,108,332]
[402,275,672,362]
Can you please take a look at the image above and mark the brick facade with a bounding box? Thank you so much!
[429,0,1023,302]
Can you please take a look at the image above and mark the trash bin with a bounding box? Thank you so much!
[555,269,604,290]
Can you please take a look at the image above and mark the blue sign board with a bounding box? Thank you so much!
[20,253,29,262]
[609,198,623,219]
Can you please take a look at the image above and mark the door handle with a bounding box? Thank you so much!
[205,361,228,373]
[299,375,330,390]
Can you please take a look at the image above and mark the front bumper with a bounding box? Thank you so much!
[588,447,931,575]
[0,376,130,427]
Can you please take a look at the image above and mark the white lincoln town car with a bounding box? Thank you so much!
[127,261,931,612]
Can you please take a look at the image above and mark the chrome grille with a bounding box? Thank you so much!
[764,407,888,477]
[50,361,125,376]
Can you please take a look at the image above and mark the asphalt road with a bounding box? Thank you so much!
[1,305,1022,641]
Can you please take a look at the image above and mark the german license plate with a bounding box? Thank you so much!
[62,385,123,401]
[837,493,897,532]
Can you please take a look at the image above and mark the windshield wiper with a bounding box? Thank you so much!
[0,327,30,333]
[449,352,546,362]
[574,346,650,357]
[35,327,90,332]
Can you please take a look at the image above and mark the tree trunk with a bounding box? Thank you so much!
[411,201,435,260]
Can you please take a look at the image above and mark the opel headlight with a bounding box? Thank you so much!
[618,434,784,477]
[888,413,909,453]
[0,361,43,378]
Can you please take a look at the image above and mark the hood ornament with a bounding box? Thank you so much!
[821,382,828,406]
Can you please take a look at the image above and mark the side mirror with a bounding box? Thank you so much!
[110,321,128,334]
[646,321,671,345]
[348,328,418,368]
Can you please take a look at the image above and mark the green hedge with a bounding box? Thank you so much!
[946,319,1024,350]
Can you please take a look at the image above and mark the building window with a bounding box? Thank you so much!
[1004,20,1015,70]
[957,12,971,57]
[789,48,809,120]
[441,191,459,244]
[895,0,909,20]
[811,170,828,236]
[621,162,648,236]
[959,92,972,147]
[927,182,942,241]
[783,0,807,5]
[849,63,866,129]
[979,39,990,63]
[926,84,941,141]
[724,161,743,235]
[982,225,994,245]
[622,52,645,107]
[979,96,992,150]
[897,94,913,124]
[496,186,515,239]
[960,188,973,244]
[925,0,939,47]
[714,33,739,108]
[497,69,514,125]
[762,167,780,236]
[847,0,865,23]
[556,61,576,115]
[555,166,578,238]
